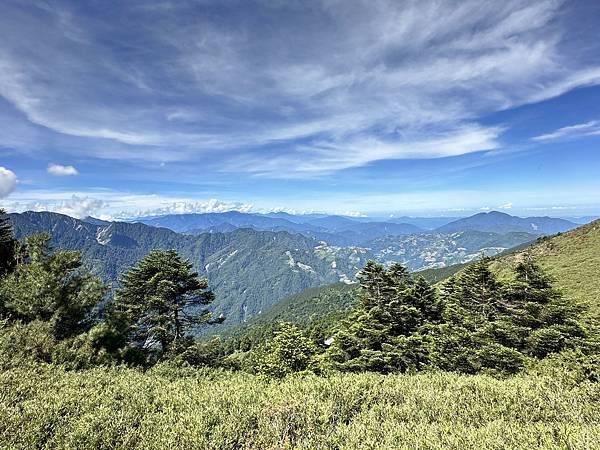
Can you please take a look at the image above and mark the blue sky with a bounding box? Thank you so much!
[1,0,600,219]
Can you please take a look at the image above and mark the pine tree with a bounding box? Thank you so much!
[0,233,105,338]
[326,262,435,373]
[0,209,18,277]
[114,249,217,355]
[504,260,587,357]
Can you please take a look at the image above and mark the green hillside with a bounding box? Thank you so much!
[489,219,600,321]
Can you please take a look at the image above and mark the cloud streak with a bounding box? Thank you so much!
[532,120,600,142]
[0,1,599,176]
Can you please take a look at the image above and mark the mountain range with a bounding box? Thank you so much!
[134,210,578,247]
[6,210,584,332]
[229,217,600,342]
[9,211,371,330]
[135,211,424,246]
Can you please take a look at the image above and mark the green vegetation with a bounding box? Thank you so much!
[1,211,599,448]
[114,250,218,357]
[489,219,600,321]
[1,365,599,449]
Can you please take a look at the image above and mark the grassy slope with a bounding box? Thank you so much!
[1,365,599,450]
[489,219,600,321]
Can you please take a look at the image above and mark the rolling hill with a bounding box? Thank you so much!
[488,219,600,321]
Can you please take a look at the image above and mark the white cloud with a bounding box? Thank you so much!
[0,167,17,198]
[498,202,513,210]
[3,191,255,219]
[342,211,367,218]
[532,120,600,142]
[0,1,599,176]
[47,163,79,176]
[23,195,106,219]
[229,125,502,177]
[132,199,253,218]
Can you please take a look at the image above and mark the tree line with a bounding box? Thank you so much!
[0,209,595,377]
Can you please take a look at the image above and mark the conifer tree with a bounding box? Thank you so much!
[0,233,105,338]
[254,322,316,378]
[114,250,217,355]
[503,259,587,357]
[0,209,18,277]
[326,262,435,373]
[446,258,505,322]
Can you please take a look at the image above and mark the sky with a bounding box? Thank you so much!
[1,0,600,219]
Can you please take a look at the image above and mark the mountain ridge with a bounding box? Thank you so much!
[436,211,578,234]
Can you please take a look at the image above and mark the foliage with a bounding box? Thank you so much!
[113,250,217,356]
[0,233,105,339]
[1,364,600,449]
[0,208,18,277]
[252,323,317,378]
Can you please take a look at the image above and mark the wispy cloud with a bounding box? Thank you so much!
[532,120,600,142]
[0,1,599,176]
[47,163,79,176]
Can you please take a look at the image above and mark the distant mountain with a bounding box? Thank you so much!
[387,216,460,230]
[436,211,578,235]
[367,229,537,271]
[9,211,372,331]
[136,211,424,245]
[564,216,599,225]
[136,211,322,234]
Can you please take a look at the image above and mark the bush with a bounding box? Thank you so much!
[527,327,567,357]
[253,323,316,378]
[474,343,526,376]
[0,320,119,370]
[1,365,599,449]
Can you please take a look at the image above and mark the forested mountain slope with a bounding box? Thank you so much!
[8,211,372,329]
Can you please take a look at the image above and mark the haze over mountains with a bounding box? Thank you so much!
[6,209,584,332]
[135,210,578,246]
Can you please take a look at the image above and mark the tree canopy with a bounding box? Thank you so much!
[113,249,217,356]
